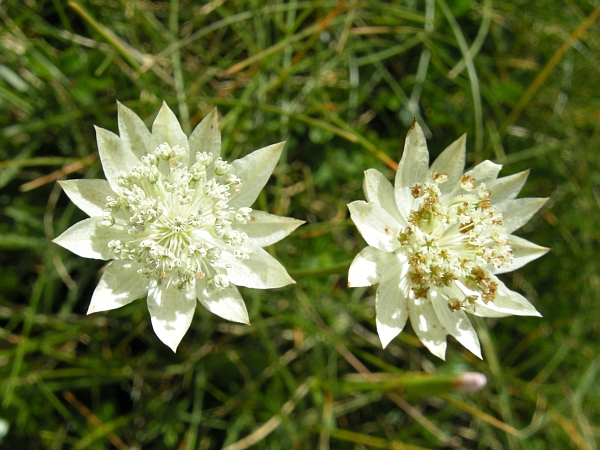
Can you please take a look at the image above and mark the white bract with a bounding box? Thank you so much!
[348,121,548,360]
[54,102,303,352]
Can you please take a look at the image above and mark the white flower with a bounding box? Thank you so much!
[54,102,304,352]
[348,121,548,360]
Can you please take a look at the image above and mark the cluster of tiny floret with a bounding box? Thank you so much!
[397,172,513,310]
[98,142,252,290]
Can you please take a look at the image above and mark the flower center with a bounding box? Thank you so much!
[98,143,252,289]
[397,173,513,307]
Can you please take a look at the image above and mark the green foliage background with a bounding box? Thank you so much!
[1,0,599,448]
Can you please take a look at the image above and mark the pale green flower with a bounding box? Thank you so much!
[54,102,303,352]
[348,122,548,360]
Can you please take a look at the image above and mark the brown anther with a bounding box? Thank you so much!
[398,230,411,243]
[441,272,457,285]
[471,268,485,281]
[411,184,424,198]
[413,285,430,299]
[460,174,477,191]
[448,299,462,311]
[469,268,498,303]
[432,171,448,184]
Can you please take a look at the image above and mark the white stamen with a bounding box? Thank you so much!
[102,142,252,288]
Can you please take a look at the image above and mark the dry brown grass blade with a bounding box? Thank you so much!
[63,391,128,450]
[328,427,433,449]
[19,153,97,192]
[291,0,349,65]
[442,395,521,437]
[68,1,174,84]
[221,377,313,450]
[547,404,593,450]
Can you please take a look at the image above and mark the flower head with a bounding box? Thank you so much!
[348,121,548,360]
[54,102,303,352]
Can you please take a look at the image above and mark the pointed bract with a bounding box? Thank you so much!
[363,168,406,225]
[395,121,430,213]
[117,101,157,159]
[431,289,481,359]
[348,246,397,287]
[492,235,550,274]
[498,197,548,233]
[59,179,115,218]
[152,102,190,158]
[375,264,409,348]
[409,296,448,360]
[229,142,285,209]
[396,121,430,190]
[222,246,296,289]
[233,210,304,247]
[88,261,149,314]
[488,170,529,202]
[347,200,402,252]
[197,282,250,324]
[430,133,466,194]
[465,160,502,185]
[96,126,139,192]
[53,217,122,260]
[189,108,221,159]
[147,281,196,352]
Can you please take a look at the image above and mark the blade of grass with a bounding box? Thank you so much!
[222,377,313,450]
[448,0,493,79]
[436,0,484,160]
[68,2,141,71]
[183,369,205,450]
[499,4,600,138]
[295,287,463,448]
[288,260,352,278]
[365,39,432,138]
[0,234,46,250]
[401,0,434,127]
[194,96,397,168]
[328,427,433,450]
[64,391,131,450]
[2,271,46,408]
[20,153,98,192]
[218,3,354,77]
[442,395,521,436]
[473,317,519,450]
[169,0,190,134]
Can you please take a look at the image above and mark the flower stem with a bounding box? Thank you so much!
[343,371,487,398]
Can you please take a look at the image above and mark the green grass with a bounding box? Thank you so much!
[1,0,600,448]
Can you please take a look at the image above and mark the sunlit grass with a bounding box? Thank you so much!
[1,0,600,448]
